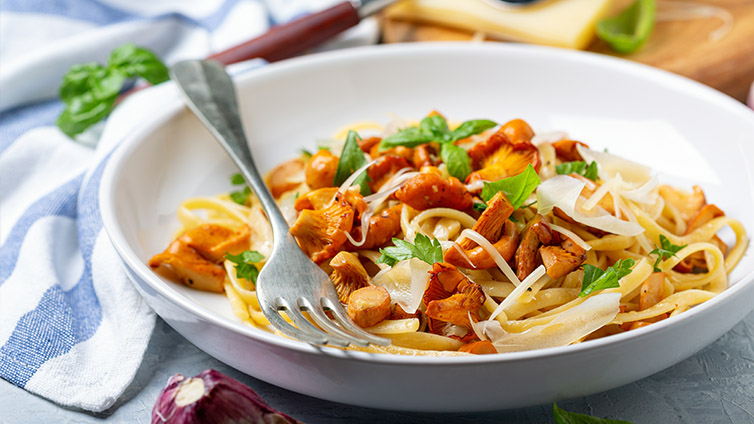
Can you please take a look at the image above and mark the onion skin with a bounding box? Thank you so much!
[152,369,302,424]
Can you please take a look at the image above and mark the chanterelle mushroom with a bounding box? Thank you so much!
[329,251,370,303]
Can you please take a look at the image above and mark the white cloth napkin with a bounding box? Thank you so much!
[0,0,376,412]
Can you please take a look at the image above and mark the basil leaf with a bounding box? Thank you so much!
[440,143,472,181]
[553,402,635,424]
[56,70,122,139]
[555,161,587,176]
[380,127,435,150]
[650,234,686,272]
[225,250,265,285]
[108,43,169,84]
[377,234,443,267]
[480,164,541,209]
[230,173,245,185]
[420,115,450,138]
[56,43,168,138]
[230,186,251,205]
[556,161,599,181]
[583,161,599,181]
[580,259,635,297]
[596,0,656,54]
[473,202,488,212]
[333,130,371,195]
[448,119,497,142]
[379,116,497,150]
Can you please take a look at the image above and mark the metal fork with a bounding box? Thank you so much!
[171,60,389,347]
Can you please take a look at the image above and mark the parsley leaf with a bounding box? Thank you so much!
[225,250,265,285]
[333,130,372,196]
[440,142,472,181]
[473,202,488,212]
[379,115,496,150]
[57,43,169,138]
[555,160,599,181]
[229,173,252,205]
[580,259,635,298]
[553,402,635,424]
[480,165,541,209]
[650,235,686,272]
[377,234,443,267]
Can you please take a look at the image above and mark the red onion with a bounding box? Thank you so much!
[152,369,302,423]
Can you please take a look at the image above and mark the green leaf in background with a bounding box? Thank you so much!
[553,401,636,424]
[448,119,497,141]
[555,160,599,181]
[225,250,265,285]
[56,43,169,138]
[379,115,497,150]
[333,130,372,195]
[108,43,169,84]
[596,0,657,54]
[480,164,541,209]
[579,259,635,298]
[649,234,687,272]
[376,234,443,267]
[440,142,472,181]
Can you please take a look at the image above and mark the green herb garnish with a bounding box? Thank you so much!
[649,234,686,272]
[379,115,496,180]
[480,164,541,209]
[376,234,443,268]
[596,0,656,54]
[473,202,488,212]
[229,173,252,205]
[553,402,635,424]
[57,43,169,138]
[440,142,472,181]
[333,130,371,196]
[225,250,265,285]
[556,161,599,181]
[299,148,313,158]
[580,259,635,298]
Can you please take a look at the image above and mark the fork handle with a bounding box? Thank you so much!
[170,60,290,238]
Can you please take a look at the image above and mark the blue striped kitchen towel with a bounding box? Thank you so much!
[0,0,377,412]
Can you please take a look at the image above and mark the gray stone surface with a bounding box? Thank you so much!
[2,312,754,424]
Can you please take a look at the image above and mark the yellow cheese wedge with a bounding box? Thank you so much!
[384,0,612,50]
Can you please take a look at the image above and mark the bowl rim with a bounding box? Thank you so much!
[100,42,754,366]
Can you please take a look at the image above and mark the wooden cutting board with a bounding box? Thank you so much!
[381,0,754,102]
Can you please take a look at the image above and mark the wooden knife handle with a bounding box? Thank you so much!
[208,1,361,65]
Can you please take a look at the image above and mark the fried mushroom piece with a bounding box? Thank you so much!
[514,215,554,280]
[426,278,485,330]
[304,150,339,190]
[178,224,250,263]
[345,204,403,251]
[347,285,392,328]
[444,191,518,269]
[294,187,367,219]
[289,192,355,263]
[539,236,587,279]
[465,125,540,183]
[149,240,226,293]
[395,172,473,211]
[676,204,727,272]
[329,251,370,304]
[551,139,589,162]
[265,158,305,198]
[659,184,706,224]
[412,144,438,168]
[367,154,412,192]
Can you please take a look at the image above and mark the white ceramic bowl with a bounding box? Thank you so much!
[100,43,754,412]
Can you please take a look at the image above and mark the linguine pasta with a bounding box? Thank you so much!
[149,114,748,356]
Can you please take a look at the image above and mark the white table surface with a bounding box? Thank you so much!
[2,312,754,423]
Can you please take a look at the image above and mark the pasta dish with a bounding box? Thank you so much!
[148,113,748,356]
